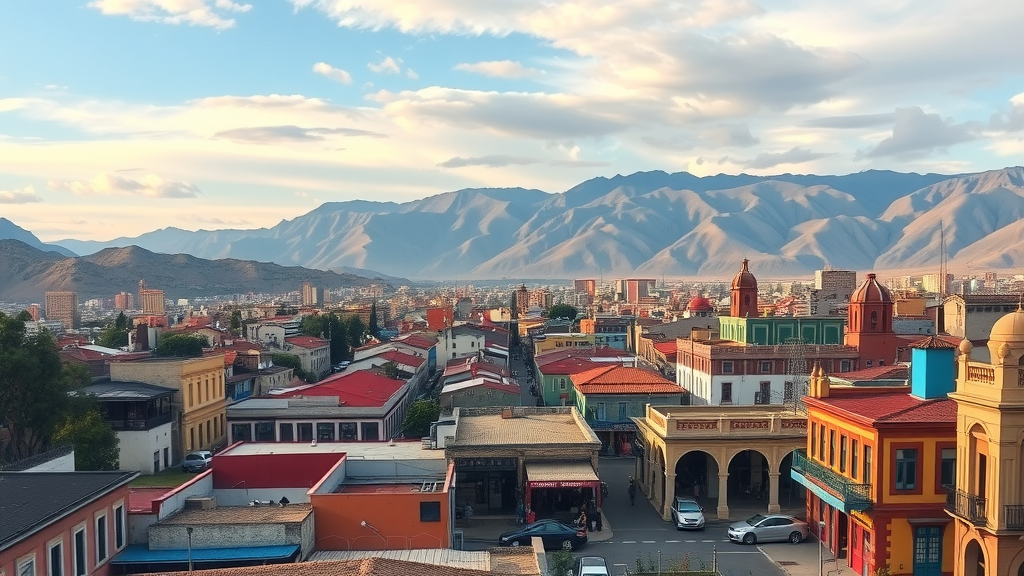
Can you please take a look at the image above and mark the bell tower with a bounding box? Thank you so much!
[845,273,897,367]
[730,258,758,317]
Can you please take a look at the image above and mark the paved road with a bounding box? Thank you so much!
[586,458,790,576]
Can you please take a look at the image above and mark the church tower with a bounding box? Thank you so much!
[844,273,897,367]
[730,258,758,317]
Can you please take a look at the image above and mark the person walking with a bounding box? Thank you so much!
[628,477,636,506]
[464,503,474,527]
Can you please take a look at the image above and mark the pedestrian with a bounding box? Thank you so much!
[693,481,701,500]
[464,503,474,527]
[595,506,603,531]
[526,507,536,524]
[628,477,636,506]
[576,509,588,531]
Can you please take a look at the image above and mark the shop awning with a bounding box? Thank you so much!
[526,461,600,489]
[110,544,299,564]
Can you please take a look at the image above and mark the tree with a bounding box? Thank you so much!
[54,409,120,470]
[271,353,311,382]
[155,334,208,357]
[368,301,380,339]
[380,361,401,379]
[401,400,441,438]
[301,314,326,338]
[548,550,575,576]
[0,313,82,462]
[97,312,130,348]
[547,304,578,321]
[229,310,242,336]
[326,313,348,365]
[346,316,365,356]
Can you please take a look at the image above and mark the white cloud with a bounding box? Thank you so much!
[438,155,541,168]
[0,185,42,204]
[368,56,402,75]
[406,68,419,80]
[454,61,539,79]
[213,125,387,144]
[48,173,201,198]
[89,0,252,30]
[858,107,979,160]
[312,62,353,84]
[742,146,834,169]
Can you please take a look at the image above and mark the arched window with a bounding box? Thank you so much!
[870,311,878,329]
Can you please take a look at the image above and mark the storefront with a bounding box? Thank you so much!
[452,457,518,514]
[525,461,602,517]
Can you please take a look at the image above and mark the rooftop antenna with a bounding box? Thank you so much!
[939,223,947,297]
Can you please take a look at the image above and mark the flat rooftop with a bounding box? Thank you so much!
[219,441,445,461]
[449,407,600,448]
[333,483,438,494]
[160,504,312,525]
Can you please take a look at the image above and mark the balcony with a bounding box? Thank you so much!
[105,413,172,431]
[790,449,872,512]
[945,489,987,527]
[1006,505,1024,531]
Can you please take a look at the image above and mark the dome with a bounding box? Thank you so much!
[731,258,758,290]
[851,273,893,304]
[989,308,1024,343]
[687,297,714,312]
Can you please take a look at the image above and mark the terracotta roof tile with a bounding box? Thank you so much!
[909,336,958,349]
[811,393,957,424]
[285,336,329,349]
[570,365,674,386]
[275,370,406,408]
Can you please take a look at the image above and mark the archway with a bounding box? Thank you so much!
[675,450,720,510]
[652,446,667,509]
[778,450,805,511]
[964,539,986,576]
[728,449,771,512]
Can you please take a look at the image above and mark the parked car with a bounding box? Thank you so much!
[728,514,809,545]
[498,519,588,550]
[181,450,213,472]
[670,496,706,530]
[573,556,610,576]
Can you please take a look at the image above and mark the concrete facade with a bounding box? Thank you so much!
[117,422,173,474]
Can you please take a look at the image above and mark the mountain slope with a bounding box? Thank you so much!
[0,218,78,257]
[38,167,1024,279]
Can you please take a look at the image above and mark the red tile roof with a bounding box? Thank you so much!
[284,336,329,349]
[832,365,909,382]
[575,382,684,395]
[909,336,959,349]
[810,392,957,425]
[392,333,437,351]
[275,370,406,407]
[537,358,609,376]
[652,341,677,355]
[534,346,631,367]
[371,349,426,368]
[570,365,677,390]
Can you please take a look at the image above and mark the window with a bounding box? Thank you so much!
[940,448,956,488]
[96,513,108,564]
[863,445,872,483]
[297,423,313,442]
[851,440,859,480]
[840,435,848,473]
[279,423,294,442]
[870,311,878,329]
[189,427,195,450]
[828,429,836,467]
[595,403,606,420]
[420,501,442,522]
[18,555,35,576]
[756,381,770,404]
[361,422,380,441]
[340,423,358,441]
[722,361,734,374]
[895,449,918,490]
[231,423,252,442]
[317,422,336,442]
[721,382,733,404]
[840,360,851,372]
[618,402,627,421]
[255,422,274,441]
[49,540,63,576]
[73,526,86,576]
[811,424,817,458]
[188,383,194,407]
[818,424,826,461]
[759,361,772,373]
[114,504,125,549]
[559,378,567,391]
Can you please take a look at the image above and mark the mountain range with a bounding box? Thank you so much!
[0,240,383,302]
[18,167,1024,280]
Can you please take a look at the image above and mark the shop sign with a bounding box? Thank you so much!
[528,480,596,489]
[730,419,770,430]
[454,457,517,470]
[782,419,807,429]
[676,420,717,430]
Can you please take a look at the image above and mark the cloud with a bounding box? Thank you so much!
[742,146,834,169]
[438,155,541,168]
[312,62,352,84]
[803,113,896,129]
[406,68,419,80]
[43,84,68,91]
[989,93,1024,132]
[454,61,539,79]
[48,173,200,198]
[549,160,611,168]
[858,107,979,159]
[213,125,387,144]
[700,124,760,148]
[89,0,252,30]
[368,56,402,75]
[0,185,43,204]
[188,215,253,226]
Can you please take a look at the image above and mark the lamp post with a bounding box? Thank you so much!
[186,527,194,573]
[817,520,826,576]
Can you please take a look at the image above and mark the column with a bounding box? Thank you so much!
[768,472,781,514]
[717,473,730,520]
[663,472,676,520]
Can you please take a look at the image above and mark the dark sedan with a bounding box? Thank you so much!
[498,520,588,550]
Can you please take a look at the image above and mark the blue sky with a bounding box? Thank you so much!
[1,0,1022,241]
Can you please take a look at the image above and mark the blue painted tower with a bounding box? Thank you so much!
[909,336,958,399]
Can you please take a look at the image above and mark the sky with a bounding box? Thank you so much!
[1,0,1023,242]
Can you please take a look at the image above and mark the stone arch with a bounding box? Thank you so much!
[1008,546,1024,576]
[963,538,987,576]
[726,448,771,508]
[674,449,721,503]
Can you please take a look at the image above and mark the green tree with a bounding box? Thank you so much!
[368,301,380,338]
[229,310,242,335]
[271,353,311,382]
[346,316,365,356]
[546,304,578,320]
[54,409,120,470]
[326,313,348,365]
[301,314,326,338]
[548,550,574,576]
[154,333,209,357]
[401,400,441,438]
[0,312,79,462]
[380,361,402,379]
[97,312,130,348]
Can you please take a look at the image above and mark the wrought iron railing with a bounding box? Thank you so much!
[945,488,987,526]
[105,413,172,431]
[791,449,872,509]
[1005,505,1024,531]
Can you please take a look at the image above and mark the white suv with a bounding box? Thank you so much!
[671,496,706,530]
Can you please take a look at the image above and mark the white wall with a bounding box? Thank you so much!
[309,457,348,495]
[157,472,214,520]
[118,422,173,474]
[23,450,76,472]
[213,487,312,506]
[345,457,446,479]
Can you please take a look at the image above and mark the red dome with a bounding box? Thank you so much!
[851,273,893,304]
[687,297,714,311]
[731,258,758,290]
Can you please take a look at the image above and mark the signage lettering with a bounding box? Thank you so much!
[782,419,808,429]
[454,457,517,469]
[730,420,770,430]
[676,420,718,430]
[528,481,596,489]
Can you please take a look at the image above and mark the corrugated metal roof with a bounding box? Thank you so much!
[526,461,599,483]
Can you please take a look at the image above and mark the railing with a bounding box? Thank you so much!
[966,365,995,384]
[1006,505,1024,531]
[791,449,872,510]
[105,413,172,431]
[945,489,987,526]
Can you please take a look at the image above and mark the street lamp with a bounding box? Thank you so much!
[186,527,194,573]
[817,520,826,576]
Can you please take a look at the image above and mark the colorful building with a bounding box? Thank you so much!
[793,336,959,576]
[946,309,1024,575]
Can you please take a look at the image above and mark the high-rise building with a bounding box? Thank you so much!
[922,273,953,295]
[115,291,135,310]
[44,291,78,330]
[814,269,857,302]
[622,279,656,304]
[574,279,596,297]
[137,279,166,315]
[302,281,318,306]
[528,288,553,310]
[514,284,529,314]
[26,303,40,321]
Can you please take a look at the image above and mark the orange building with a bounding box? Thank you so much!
[794,337,959,576]
[426,307,454,331]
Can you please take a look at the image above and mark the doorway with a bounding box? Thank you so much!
[912,526,942,576]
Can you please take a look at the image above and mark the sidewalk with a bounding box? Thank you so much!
[758,537,846,576]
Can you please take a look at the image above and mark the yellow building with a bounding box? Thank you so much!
[109,356,227,463]
[794,337,959,576]
[533,333,596,355]
[947,309,1024,575]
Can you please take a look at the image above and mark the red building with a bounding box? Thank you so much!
[845,273,901,368]
[426,307,454,331]
[1,471,138,576]
[730,258,758,317]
